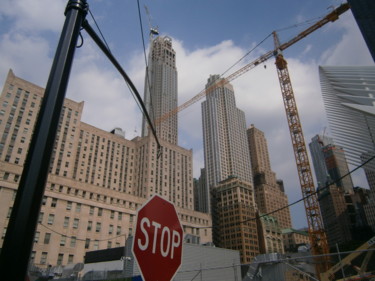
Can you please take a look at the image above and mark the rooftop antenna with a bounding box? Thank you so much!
[144,5,159,40]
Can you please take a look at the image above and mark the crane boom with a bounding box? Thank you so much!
[154,2,350,126]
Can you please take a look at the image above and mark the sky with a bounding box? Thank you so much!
[0,0,374,229]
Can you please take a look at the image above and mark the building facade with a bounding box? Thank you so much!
[256,214,284,254]
[319,66,375,172]
[211,177,259,263]
[281,228,310,253]
[347,0,375,62]
[0,70,212,268]
[202,75,253,194]
[194,168,209,213]
[141,36,178,145]
[247,124,292,229]
[317,185,353,248]
[309,134,354,194]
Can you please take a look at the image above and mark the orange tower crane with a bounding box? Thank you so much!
[154,2,350,274]
[273,31,330,275]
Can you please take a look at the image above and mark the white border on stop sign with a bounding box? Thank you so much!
[132,193,184,281]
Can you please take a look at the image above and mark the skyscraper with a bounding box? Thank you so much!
[319,66,375,171]
[141,36,178,145]
[246,124,292,229]
[201,75,257,262]
[202,75,252,192]
[309,134,354,194]
[347,0,375,62]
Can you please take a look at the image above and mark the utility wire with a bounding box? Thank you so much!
[220,32,273,78]
[197,153,375,229]
[83,11,161,150]
[35,154,375,241]
[87,7,147,124]
[88,9,111,52]
[136,0,158,142]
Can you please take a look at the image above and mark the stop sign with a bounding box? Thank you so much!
[132,194,184,281]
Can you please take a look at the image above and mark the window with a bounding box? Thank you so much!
[75,203,81,213]
[2,227,7,239]
[42,196,47,206]
[40,252,48,264]
[110,210,115,219]
[73,218,79,229]
[98,208,103,216]
[60,236,66,246]
[109,225,113,235]
[68,254,74,264]
[47,214,55,225]
[117,226,121,235]
[7,207,12,218]
[63,217,70,228]
[118,212,122,220]
[107,241,112,248]
[38,212,44,223]
[70,236,76,247]
[51,198,57,208]
[66,201,72,210]
[96,222,101,233]
[3,172,9,180]
[44,233,51,244]
[57,253,64,265]
[87,221,92,231]
[85,239,90,249]
[34,231,40,243]
[93,240,99,250]
[89,206,94,215]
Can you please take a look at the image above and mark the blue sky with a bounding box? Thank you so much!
[0,0,374,229]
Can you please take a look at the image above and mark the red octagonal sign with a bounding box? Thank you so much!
[133,194,184,281]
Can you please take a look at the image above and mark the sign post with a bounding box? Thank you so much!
[133,194,183,281]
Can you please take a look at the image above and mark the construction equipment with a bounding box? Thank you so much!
[320,236,375,280]
[273,30,330,276]
[154,2,351,276]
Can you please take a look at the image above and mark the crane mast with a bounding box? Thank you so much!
[273,31,330,275]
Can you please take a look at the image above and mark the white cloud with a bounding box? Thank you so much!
[1,0,65,32]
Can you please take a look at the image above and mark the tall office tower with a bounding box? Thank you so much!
[309,134,354,194]
[246,125,292,229]
[319,66,375,172]
[0,70,212,268]
[202,75,252,194]
[193,168,209,213]
[347,0,375,62]
[141,36,178,145]
[211,177,259,263]
[318,185,353,248]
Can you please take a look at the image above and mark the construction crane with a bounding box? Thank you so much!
[273,30,330,276]
[154,2,351,276]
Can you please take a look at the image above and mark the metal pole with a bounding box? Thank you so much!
[0,1,88,280]
[336,243,346,280]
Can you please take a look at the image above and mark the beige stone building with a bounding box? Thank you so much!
[257,214,284,254]
[282,228,310,252]
[211,176,259,263]
[0,70,212,268]
[247,124,292,229]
